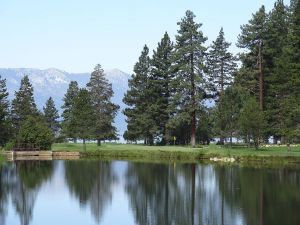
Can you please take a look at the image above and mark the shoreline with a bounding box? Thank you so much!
[2,145,300,166]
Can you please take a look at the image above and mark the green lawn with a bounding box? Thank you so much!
[52,143,300,162]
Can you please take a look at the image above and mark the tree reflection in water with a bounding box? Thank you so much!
[125,162,300,225]
[0,165,10,225]
[0,161,53,225]
[0,161,299,225]
[64,161,117,224]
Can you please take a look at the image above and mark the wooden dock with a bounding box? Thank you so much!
[2,151,80,161]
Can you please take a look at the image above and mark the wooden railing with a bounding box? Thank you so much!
[12,143,41,151]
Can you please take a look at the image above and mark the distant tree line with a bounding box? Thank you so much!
[0,64,118,150]
[123,0,300,149]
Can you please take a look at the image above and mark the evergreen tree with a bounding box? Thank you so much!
[0,75,10,146]
[43,97,60,137]
[169,10,207,147]
[237,6,267,110]
[87,64,119,146]
[238,97,265,149]
[264,0,290,141]
[16,114,54,150]
[275,0,300,144]
[70,89,95,150]
[213,86,245,145]
[61,81,79,141]
[123,45,155,144]
[196,107,213,145]
[11,75,38,130]
[207,28,237,144]
[207,28,237,97]
[148,32,174,144]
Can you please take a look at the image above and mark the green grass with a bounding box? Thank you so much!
[51,143,300,163]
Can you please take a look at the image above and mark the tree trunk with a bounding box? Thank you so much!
[191,53,196,148]
[258,41,264,111]
[287,143,291,152]
[83,139,86,151]
[219,61,225,145]
[97,139,101,146]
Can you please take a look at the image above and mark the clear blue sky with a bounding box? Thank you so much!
[0,0,290,73]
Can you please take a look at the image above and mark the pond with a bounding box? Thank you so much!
[0,160,300,225]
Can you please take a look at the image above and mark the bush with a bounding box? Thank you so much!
[16,115,54,150]
[4,141,15,151]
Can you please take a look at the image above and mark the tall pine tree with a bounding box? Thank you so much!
[43,97,60,137]
[11,75,38,130]
[237,6,267,110]
[264,0,290,141]
[87,64,119,146]
[207,28,237,144]
[207,28,237,97]
[276,0,300,143]
[148,32,174,144]
[123,45,155,144]
[0,75,10,146]
[61,81,79,141]
[169,10,207,147]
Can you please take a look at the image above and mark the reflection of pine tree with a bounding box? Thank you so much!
[64,161,116,223]
[11,161,54,225]
[125,163,175,225]
[0,166,9,225]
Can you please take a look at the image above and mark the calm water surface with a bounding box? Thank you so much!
[0,160,300,225]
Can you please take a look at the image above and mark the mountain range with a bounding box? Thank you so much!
[0,68,131,140]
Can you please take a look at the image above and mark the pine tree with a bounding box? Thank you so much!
[237,6,267,110]
[169,10,207,147]
[61,81,79,141]
[16,114,54,150]
[11,75,38,130]
[196,107,213,145]
[123,45,155,144]
[264,0,290,141]
[207,28,237,96]
[276,0,300,144]
[43,97,60,136]
[148,32,174,144]
[238,97,265,150]
[70,89,95,150]
[0,75,10,146]
[87,64,119,145]
[213,86,245,145]
[207,28,237,144]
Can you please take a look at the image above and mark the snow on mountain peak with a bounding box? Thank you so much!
[0,67,130,139]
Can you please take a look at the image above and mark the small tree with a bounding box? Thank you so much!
[70,89,95,151]
[43,97,60,137]
[239,98,265,149]
[196,107,213,145]
[0,75,11,146]
[61,81,79,142]
[11,75,38,130]
[280,97,300,151]
[213,86,244,146]
[16,115,54,150]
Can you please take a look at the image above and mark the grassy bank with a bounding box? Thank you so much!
[52,143,300,163]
